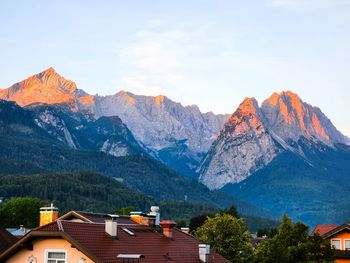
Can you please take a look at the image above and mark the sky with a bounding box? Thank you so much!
[0,0,349,136]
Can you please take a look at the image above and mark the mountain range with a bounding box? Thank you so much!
[1,67,349,226]
[0,67,228,177]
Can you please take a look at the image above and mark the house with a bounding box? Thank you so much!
[0,205,230,263]
[312,222,350,263]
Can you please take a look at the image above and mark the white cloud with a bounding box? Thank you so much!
[115,24,188,95]
[266,0,350,10]
[144,18,165,29]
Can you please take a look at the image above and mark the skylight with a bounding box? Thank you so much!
[121,227,135,236]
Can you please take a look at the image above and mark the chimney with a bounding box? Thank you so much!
[160,220,176,238]
[130,211,143,224]
[39,203,58,226]
[180,227,190,234]
[199,244,210,263]
[105,218,117,238]
[149,206,160,226]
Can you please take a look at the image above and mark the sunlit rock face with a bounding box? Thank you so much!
[261,91,348,146]
[199,91,349,190]
[0,67,79,109]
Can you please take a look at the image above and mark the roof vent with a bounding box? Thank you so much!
[149,206,160,226]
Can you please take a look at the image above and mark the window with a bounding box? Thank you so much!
[45,250,66,263]
[331,239,341,250]
[345,240,350,250]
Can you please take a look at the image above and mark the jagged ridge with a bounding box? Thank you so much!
[199,91,349,190]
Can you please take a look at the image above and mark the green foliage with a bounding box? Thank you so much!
[253,214,334,263]
[220,205,239,217]
[195,213,253,263]
[0,172,219,223]
[0,133,235,209]
[176,219,187,228]
[0,197,48,228]
[256,227,277,238]
[189,212,213,233]
[113,206,135,215]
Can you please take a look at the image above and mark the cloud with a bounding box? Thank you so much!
[266,0,350,10]
[115,23,187,95]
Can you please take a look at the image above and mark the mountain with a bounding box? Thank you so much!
[198,91,350,226]
[199,91,349,190]
[1,68,229,177]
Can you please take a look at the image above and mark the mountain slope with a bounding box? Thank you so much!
[0,171,278,230]
[29,104,144,156]
[0,172,219,222]
[222,142,350,226]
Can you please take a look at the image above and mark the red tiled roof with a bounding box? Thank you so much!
[311,225,338,236]
[59,211,137,225]
[38,220,229,263]
[0,226,17,254]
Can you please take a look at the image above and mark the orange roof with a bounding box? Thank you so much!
[311,225,338,236]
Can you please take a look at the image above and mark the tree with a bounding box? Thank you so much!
[176,219,187,228]
[0,197,48,228]
[253,214,334,263]
[221,205,239,218]
[113,206,134,215]
[195,213,253,263]
[189,212,213,233]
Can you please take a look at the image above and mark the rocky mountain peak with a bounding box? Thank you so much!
[39,66,57,76]
[261,90,347,145]
[198,96,278,189]
[0,67,77,107]
[222,97,266,136]
[237,97,260,114]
